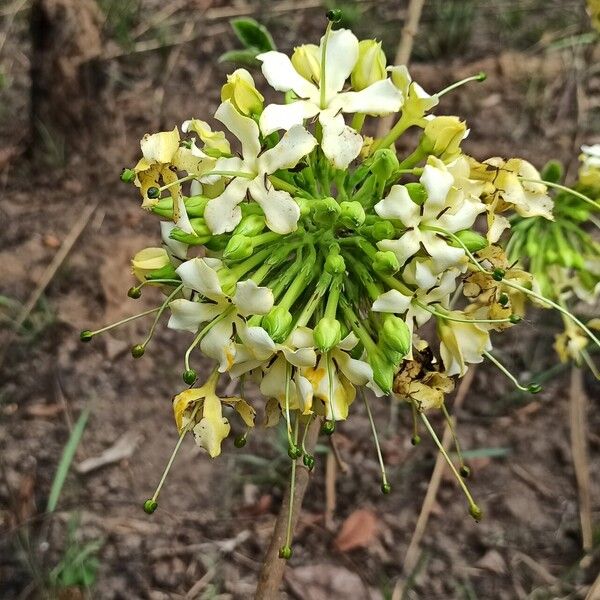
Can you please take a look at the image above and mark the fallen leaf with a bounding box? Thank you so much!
[26,403,64,418]
[76,432,141,474]
[476,549,507,575]
[333,508,379,552]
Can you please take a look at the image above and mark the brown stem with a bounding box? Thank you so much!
[255,418,321,599]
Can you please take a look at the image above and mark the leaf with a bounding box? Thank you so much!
[231,18,275,52]
[333,508,379,552]
[218,49,261,68]
[47,407,90,513]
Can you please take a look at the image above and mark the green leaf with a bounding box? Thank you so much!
[46,407,91,513]
[218,49,261,68]
[231,18,275,52]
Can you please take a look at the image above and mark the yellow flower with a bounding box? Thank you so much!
[172,371,255,458]
[131,247,170,282]
[291,44,321,84]
[554,327,588,364]
[221,69,264,116]
[422,116,467,162]
[351,39,386,91]
[182,119,231,155]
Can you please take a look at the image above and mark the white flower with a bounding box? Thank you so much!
[167,258,274,371]
[581,144,600,168]
[203,101,317,235]
[257,29,402,169]
[375,158,486,272]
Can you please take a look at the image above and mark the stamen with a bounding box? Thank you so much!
[441,403,468,476]
[436,72,487,98]
[483,350,540,393]
[361,389,391,494]
[136,284,183,354]
[410,402,421,445]
[319,20,334,109]
[284,362,301,458]
[325,351,337,430]
[80,307,161,342]
[420,412,482,521]
[417,302,517,325]
[279,415,300,560]
[301,413,316,470]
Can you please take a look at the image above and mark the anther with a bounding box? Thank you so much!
[80,330,93,342]
[498,293,509,306]
[234,434,247,448]
[527,383,542,394]
[509,314,522,324]
[278,546,293,560]
[120,168,136,184]
[131,344,145,358]
[411,434,421,446]
[381,482,392,494]
[182,369,197,385]
[303,453,315,470]
[288,444,302,460]
[326,9,342,22]
[143,499,158,514]
[492,268,505,281]
[321,420,335,435]
[469,504,483,522]
[460,465,471,479]
[127,286,142,299]
[147,186,160,199]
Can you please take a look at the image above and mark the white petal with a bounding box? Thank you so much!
[403,258,438,289]
[176,257,224,300]
[488,213,510,243]
[204,177,250,234]
[140,127,180,163]
[200,316,236,372]
[287,326,314,349]
[232,280,274,316]
[214,156,245,172]
[377,229,422,267]
[321,28,359,103]
[334,351,373,386]
[281,346,318,368]
[215,100,260,161]
[167,299,222,332]
[161,221,188,260]
[295,375,314,414]
[420,163,453,206]
[259,101,319,135]
[319,111,362,169]
[260,356,288,402]
[248,180,300,234]
[257,51,318,99]
[332,79,402,115]
[437,197,486,232]
[238,326,277,361]
[338,332,359,351]
[374,185,420,225]
[421,233,466,273]
[258,125,317,174]
[372,289,412,314]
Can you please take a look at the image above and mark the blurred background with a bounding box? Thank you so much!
[1,0,599,598]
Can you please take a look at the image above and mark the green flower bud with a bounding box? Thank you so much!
[451,229,488,253]
[314,317,342,352]
[296,197,312,217]
[145,263,178,281]
[381,482,392,494]
[339,200,366,228]
[120,168,136,183]
[291,44,321,83]
[351,40,386,91]
[80,330,93,342]
[278,545,293,560]
[421,116,467,161]
[182,369,197,385]
[234,214,266,237]
[373,250,400,275]
[169,229,211,246]
[143,499,158,514]
[262,306,293,343]
[312,197,340,226]
[325,254,346,275]
[131,344,145,359]
[147,186,160,199]
[221,69,264,116]
[223,234,254,260]
[371,220,395,241]
[369,352,395,394]
[405,183,427,205]
[380,315,411,357]
[370,148,399,182]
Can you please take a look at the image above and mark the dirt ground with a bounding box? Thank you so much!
[1,1,600,599]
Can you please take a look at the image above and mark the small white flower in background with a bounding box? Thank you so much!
[203,101,317,235]
[257,29,402,169]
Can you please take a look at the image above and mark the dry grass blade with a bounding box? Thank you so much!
[392,366,476,600]
[569,366,593,551]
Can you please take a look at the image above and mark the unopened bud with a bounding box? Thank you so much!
[234,214,266,237]
[262,306,293,343]
[120,168,136,183]
[351,39,386,91]
[371,220,395,241]
[325,253,346,275]
[339,200,366,228]
[221,69,264,116]
[291,44,321,84]
[223,234,254,260]
[369,352,395,394]
[373,250,400,275]
[421,116,467,161]
[380,315,411,356]
[370,148,399,182]
[314,317,342,352]
[452,229,488,253]
[405,183,427,205]
[312,197,340,226]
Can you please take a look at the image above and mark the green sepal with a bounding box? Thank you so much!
[449,229,488,252]
[233,214,266,236]
[223,234,254,260]
[145,263,178,281]
[405,183,427,205]
[339,200,366,228]
[261,306,293,343]
[314,317,342,352]
[151,195,209,218]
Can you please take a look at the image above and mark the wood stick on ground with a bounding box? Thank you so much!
[0,200,99,369]
[569,366,593,551]
[391,366,476,600]
[376,0,426,138]
[324,450,337,531]
[255,418,321,599]
[585,569,600,600]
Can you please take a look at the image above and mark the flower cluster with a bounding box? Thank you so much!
[82,14,600,556]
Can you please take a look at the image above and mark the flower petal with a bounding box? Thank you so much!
[420,163,454,206]
[374,184,420,225]
[248,180,300,234]
[281,346,317,368]
[372,289,412,314]
[334,351,373,386]
[259,101,319,136]
[421,232,467,273]
[232,280,274,316]
[377,229,422,267]
[140,127,180,163]
[193,394,230,457]
[204,177,250,234]
[319,110,362,169]
[257,51,318,99]
[167,299,222,332]
[238,326,277,360]
[332,79,402,115]
[258,125,317,174]
[215,100,260,161]
[176,257,224,300]
[322,28,359,103]
[200,316,236,372]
